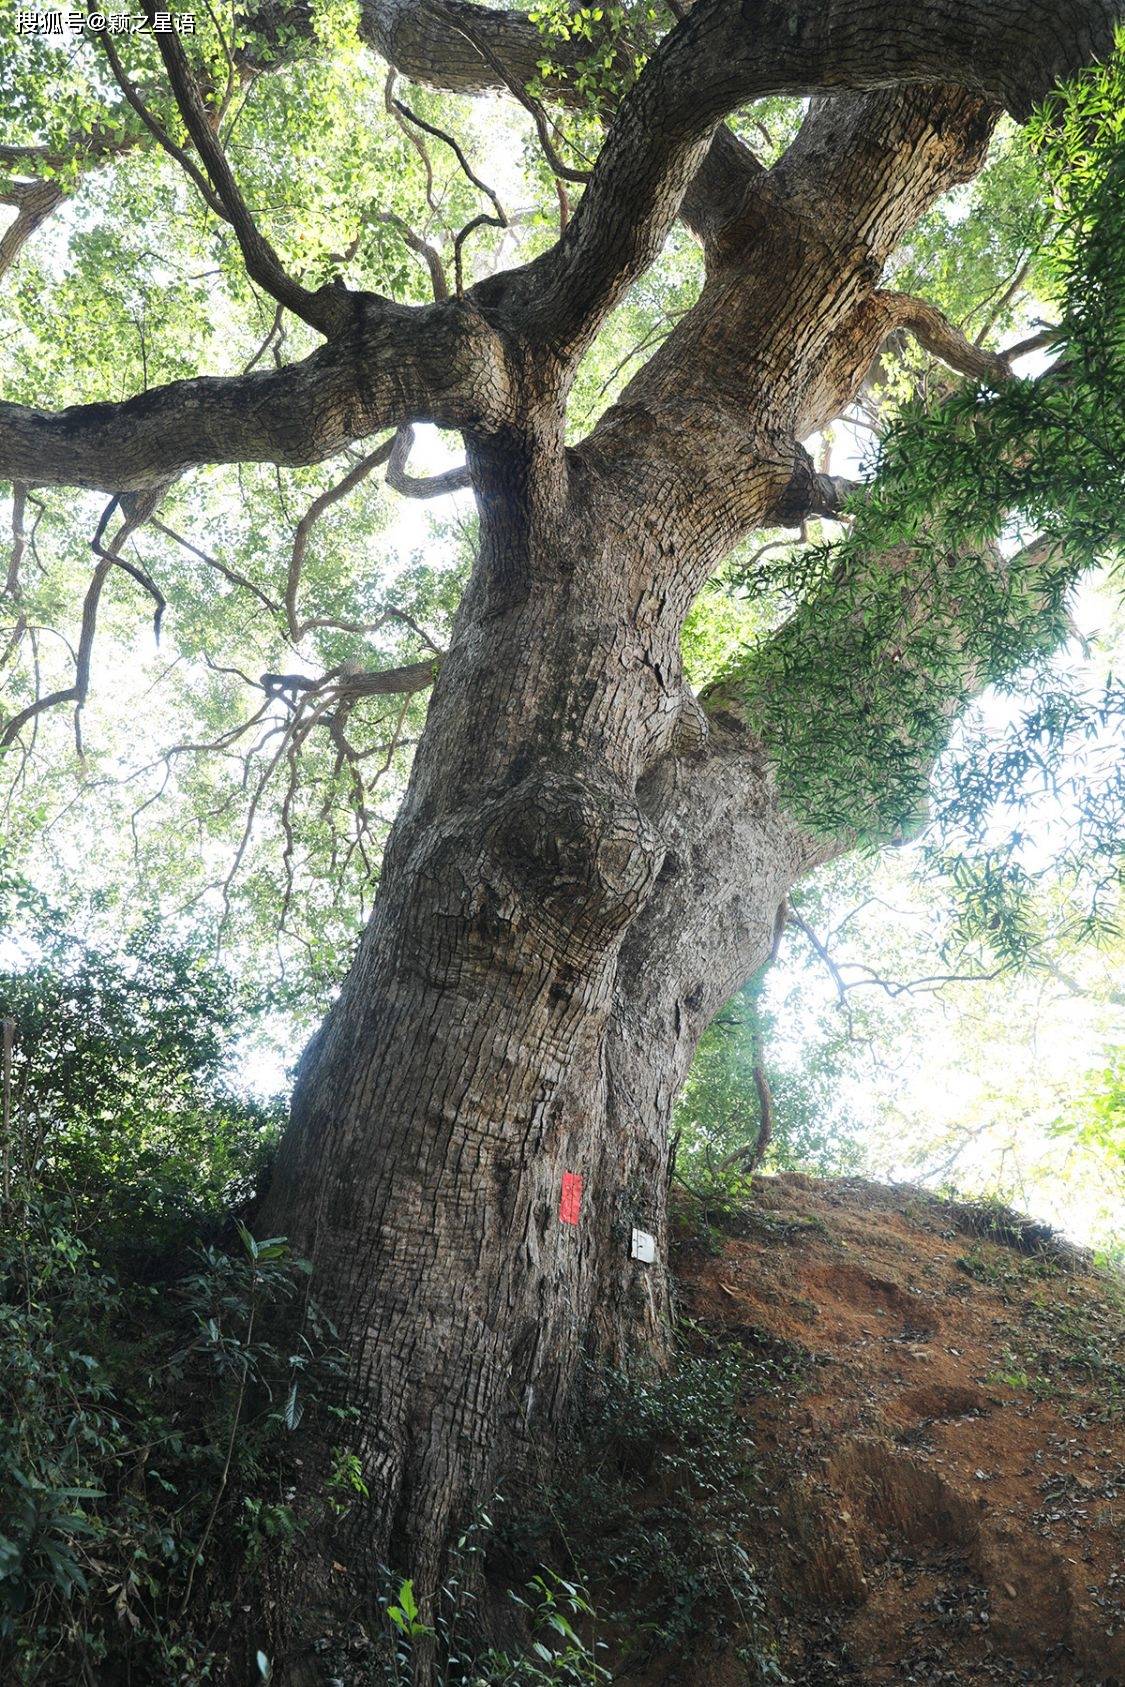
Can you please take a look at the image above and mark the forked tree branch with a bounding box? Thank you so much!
[391,98,506,224]
[444,13,591,185]
[371,212,450,302]
[1,0,1119,500]
[90,494,168,642]
[151,18,357,334]
[98,27,229,218]
[508,0,1123,355]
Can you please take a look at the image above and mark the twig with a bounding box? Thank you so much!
[385,71,438,215]
[4,485,27,600]
[285,440,395,639]
[971,249,1034,346]
[1,490,163,748]
[1,1017,13,1206]
[391,99,507,223]
[0,560,110,748]
[150,518,281,617]
[90,500,166,643]
[787,907,854,1029]
[179,1272,257,1615]
[447,15,590,184]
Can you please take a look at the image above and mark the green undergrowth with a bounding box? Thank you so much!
[669,1162,830,1258]
[669,1162,758,1253]
[0,1201,346,1684]
[369,1337,801,1686]
[0,908,345,1683]
[503,1342,796,1685]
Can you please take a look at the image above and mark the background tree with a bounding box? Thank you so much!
[3,0,1125,1671]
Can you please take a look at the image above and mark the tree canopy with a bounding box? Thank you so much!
[1,7,1121,992]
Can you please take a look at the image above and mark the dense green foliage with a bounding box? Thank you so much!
[737,54,1125,952]
[0,868,280,1254]
[0,1211,342,1683]
[0,901,348,1683]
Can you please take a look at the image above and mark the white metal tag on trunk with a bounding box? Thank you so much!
[630,1227,656,1263]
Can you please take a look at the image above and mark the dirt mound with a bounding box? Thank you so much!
[671,1174,1125,1685]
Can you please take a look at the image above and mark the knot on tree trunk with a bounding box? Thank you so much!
[494,767,665,949]
[394,769,666,988]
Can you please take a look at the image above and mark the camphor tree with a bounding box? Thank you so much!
[3,0,1125,1670]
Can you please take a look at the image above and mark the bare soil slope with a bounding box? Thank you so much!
[671,1174,1124,1685]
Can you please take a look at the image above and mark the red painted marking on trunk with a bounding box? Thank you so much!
[559,1171,583,1225]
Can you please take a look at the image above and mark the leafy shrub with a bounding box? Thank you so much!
[512,1348,789,1683]
[0,882,281,1258]
[373,1549,610,1686]
[0,886,343,1681]
[0,1203,343,1684]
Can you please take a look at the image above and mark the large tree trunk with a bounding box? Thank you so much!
[256,534,838,1668]
[258,81,1003,1627]
[260,420,696,1598]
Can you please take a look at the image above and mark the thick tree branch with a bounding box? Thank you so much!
[335,659,439,699]
[259,658,437,703]
[4,486,28,602]
[507,0,1122,354]
[0,302,511,492]
[386,426,472,499]
[879,291,1014,384]
[0,180,66,280]
[247,0,626,104]
[98,27,229,219]
[574,85,1001,563]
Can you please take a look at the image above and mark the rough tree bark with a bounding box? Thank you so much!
[2,0,1122,1672]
